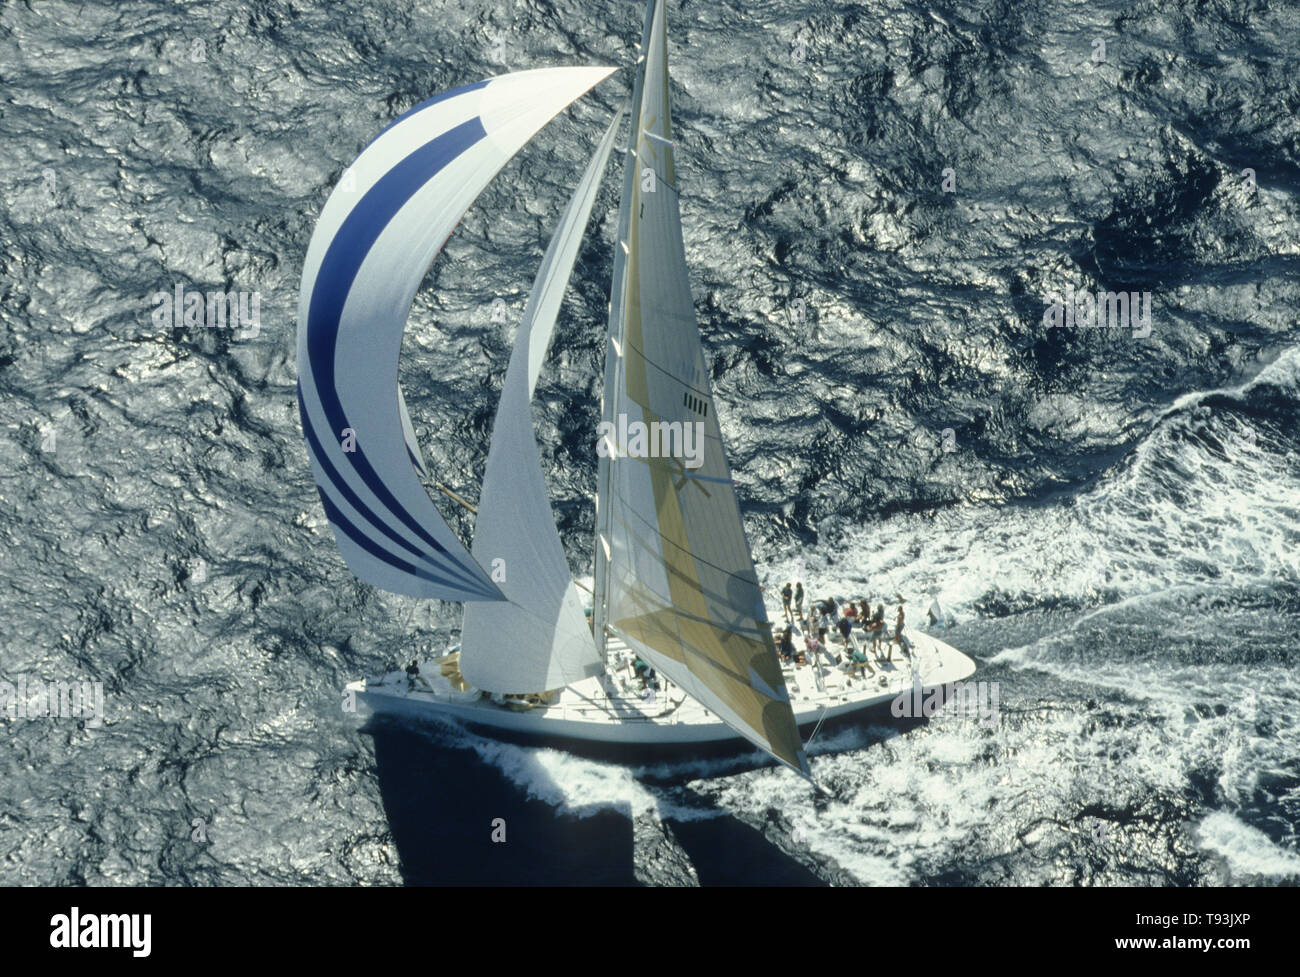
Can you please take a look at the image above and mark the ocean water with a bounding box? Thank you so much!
[1,0,1297,885]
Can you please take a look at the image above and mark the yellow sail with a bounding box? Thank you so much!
[593,0,810,778]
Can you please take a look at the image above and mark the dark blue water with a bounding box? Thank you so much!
[1,0,1297,885]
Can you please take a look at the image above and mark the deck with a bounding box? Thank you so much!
[349,608,976,744]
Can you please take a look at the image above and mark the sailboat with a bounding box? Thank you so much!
[297,0,976,781]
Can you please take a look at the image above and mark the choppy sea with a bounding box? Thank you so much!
[1,0,1298,885]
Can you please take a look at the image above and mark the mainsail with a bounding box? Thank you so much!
[593,1,811,776]
[460,105,626,694]
[297,67,615,601]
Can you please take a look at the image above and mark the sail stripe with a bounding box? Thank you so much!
[297,384,486,589]
[363,80,490,152]
[305,118,490,592]
[317,492,473,592]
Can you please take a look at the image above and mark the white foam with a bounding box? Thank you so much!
[1196,811,1300,880]
[762,345,1300,620]
[413,721,661,819]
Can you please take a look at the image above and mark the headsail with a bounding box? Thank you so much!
[297,67,615,600]
[460,104,627,693]
[593,1,811,776]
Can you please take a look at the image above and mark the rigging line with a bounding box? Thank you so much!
[611,586,780,696]
[608,568,770,646]
[618,153,681,198]
[601,429,732,484]
[611,572,769,645]
[560,687,617,721]
[618,449,734,486]
[609,620,803,768]
[805,704,830,750]
[642,129,675,148]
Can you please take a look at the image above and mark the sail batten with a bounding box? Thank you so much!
[593,0,810,777]
[296,66,616,601]
[460,104,627,694]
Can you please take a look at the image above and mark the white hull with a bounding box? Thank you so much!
[348,616,977,749]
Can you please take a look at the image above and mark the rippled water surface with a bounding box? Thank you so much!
[1,0,1297,884]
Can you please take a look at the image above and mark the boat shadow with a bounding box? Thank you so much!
[365,702,921,885]
[654,787,827,886]
[367,717,638,885]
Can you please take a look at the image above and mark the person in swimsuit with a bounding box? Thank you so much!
[869,603,886,655]
[892,605,913,659]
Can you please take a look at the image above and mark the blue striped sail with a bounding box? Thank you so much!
[296,67,615,600]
